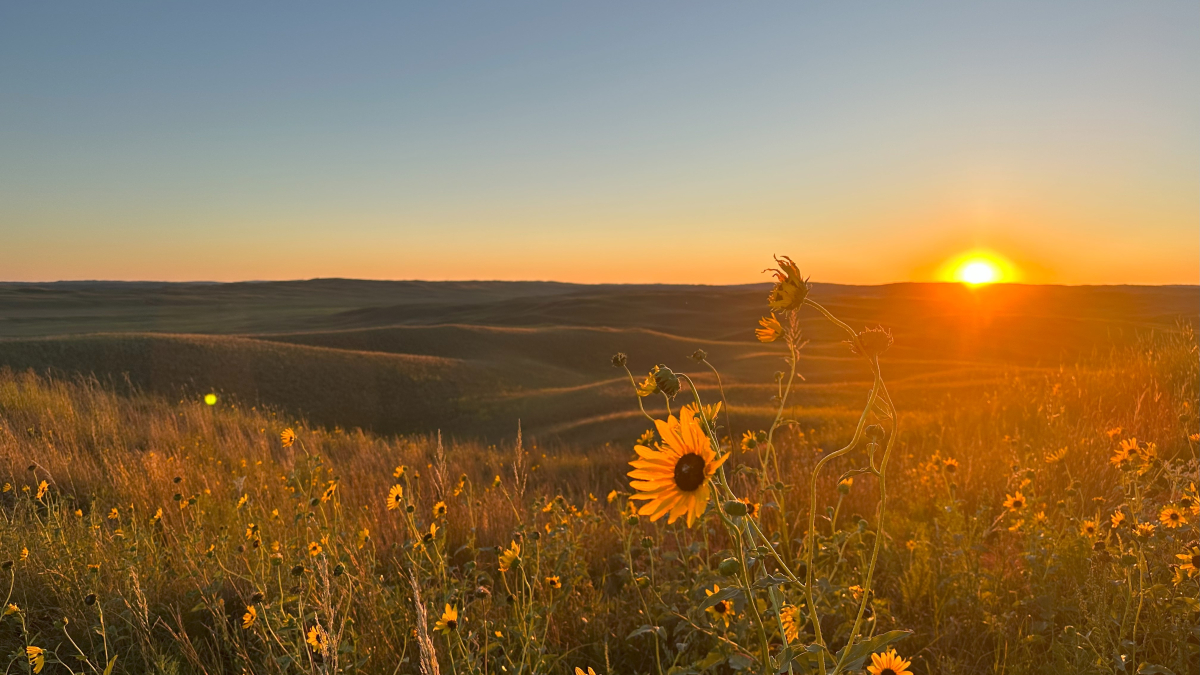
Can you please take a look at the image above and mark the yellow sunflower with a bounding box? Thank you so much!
[498,540,520,572]
[1003,491,1027,512]
[280,428,296,448]
[308,541,323,557]
[740,431,758,452]
[628,406,729,527]
[1159,506,1187,529]
[545,575,562,589]
[242,605,257,629]
[867,648,912,675]
[386,484,404,511]
[433,501,447,518]
[1080,520,1098,538]
[766,255,809,312]
[1135,522,1156,538]
[942,457,959,473]
[1177,545,1199,578]
[306,625,329,655]
[1110,510,1126,528]
[434,604,459,635]
[756,314,784,343]
[704,585,735,627]
[575,668,597,675]
[779,604,803,643]
[26,646,45,674]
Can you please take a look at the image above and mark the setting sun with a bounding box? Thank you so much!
[940,250,1019,286]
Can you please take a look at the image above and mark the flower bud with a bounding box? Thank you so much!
[722,500,747,518]
[652,365,681,399]
[690,349,708,363]
[611,353,628,368]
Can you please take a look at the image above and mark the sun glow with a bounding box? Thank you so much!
[940,250,1018,286]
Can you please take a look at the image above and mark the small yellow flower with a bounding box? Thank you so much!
[1080,520,1098,538]
[308,541,323,557]
[1007,519,1024,532]
[705,585,734,627]
[386,484,404,511]
[1110,511,1126,528]
[393,465,407,479]
[756,314,784,343]
[867,648,912,675]
[35,481,48,500]
[942,457,959,473]
[1034,511,1048,524]
[434,605,459,635]
[320,482,337,504]
[779,604,803,643]
[606,490,618,504]
[498,540,520,572]
[1003,491,1026,512]
[545,575,562,590]
[1105,427,1122,439]
[20,547,28,561]
[1176,545,1200,578]
[1159,506,1187,529]
[1135,522,1156,538]
[26,646,45,674]
[150,507,163,524]
[306,625,329,655]
[742,500,760,519]
[1043,447,1067,464]
[740,431,758,452]
[3,603,18,616]
[574,668,598,675]
[1,483,9,492]
[280,428,296,448]
[433,501,447,518]
[236,494,248,509]
[242,605,257,628]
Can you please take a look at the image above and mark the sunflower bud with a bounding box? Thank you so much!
[250,591,265,603]
[766,255,809,312]
[864,425,886,444]
[722,500,747,518]
[847,326,893,359]
[290,564,305,577]
[690,349,708,363]
[717,557,741,576]
[611,353,628,368]
[84,593,97,606]
[651,365,681,399]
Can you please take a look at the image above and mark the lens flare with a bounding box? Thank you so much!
[204,393,218,405]
[939,250,1018,286]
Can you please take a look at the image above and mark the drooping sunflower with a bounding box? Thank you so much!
[866,648,913,675]
[628,406,729,527]
[704,585,734,627]
[1177,545,1200,578]
[1003,491,1027,512]
[756,314,784,343]
[386,484,404,511]
[1159,506,1187,529]
[498,540,520,572]
[766,255,809,312]
[434,604,459,635]
[35,481,48,500]
[242,605,257,629]
[779,604,803,643]
[26,646,45,674]
[280,428,296,448]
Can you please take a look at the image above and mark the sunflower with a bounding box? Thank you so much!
[867,648,913,675]
[35,481,48,500]
[306,625,329,655]
[280,428,296,448]
[498,540,520,572]
[107,508,119,520]
[942,457,959,473]
[386,484,404,511]
[308,541,323,557]
[779,604,803,643]
[435,605,459,635]
[1080,520,1098,538]
[242,605,257,629]
[545,575,562,590]
[742,500,760,519]
[704,585,734,627]
[574,669,597,675]
[393,465,407,479]
[1177,545,1200,578]
[1135,522,1156,538]
[1159,506,1187,529]
[740,431,758,452]
[756,314,784,343]
[1003,491,1027,512]
[1044,447,1067,464]
[628,406,729,527]
[1034,511,1048,524]
[26,646,45,674]
[3,604,17,616]
[432,501,447,518]
[320,482,337,504]
[766,255,809,311]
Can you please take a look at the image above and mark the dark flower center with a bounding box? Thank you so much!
[713,601,727,614]
[880,669,896,675]
[1169,512,1180,521]
[446,620,457,630]
[1191,554,1199,568]
[673,454,707,492]
[1012,500,1023,509]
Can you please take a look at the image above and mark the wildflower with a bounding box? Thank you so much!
[1007,519,1024,532]
[1105,427,1122,438]
[1044,447,1067,464]
[434,605,459,635]
[35,481,48,500]
[848,585,864,602]
[1034,511,1048,524]
[20,547,28,561]
[545,576,562,590]
[766,255,809,311]
[1110,511,1126,528]
[1159,506,1187,529]
[611,353,627,368]
[1003,491,1027,512]
[942,457,959,473]
[386,485,404,510]
[242,605,257,628]
[651,365,681,398]
[636,429,656,447]
[3,603,18,616]
[704,585,734,627]
[867,648,913,675]
[606,490,618,504]
[245,523,259,541]
[575,669,597,675]
[280,428,296,448]
[635,372,659,397]
[838,477,853,494]
[779,604,803,643]
[847,326,893,358]
[425,523,439,542]
[26,646,45,674]
[1191,433,1200,442]
[321,482,336,504]
[756,314,784,343]
[1080,520,1098,538]
[150,508,163,524]
[1135,522,1156,538]
[628,406,729,527]
[682,401,722,430]
[742,500,760,519]
[433,501,447,518]
[1188,483,1200,515]
[236,494,248,509]
[740,431,758,452]
[1,483,8,492]
[1177,545,1200,578]
[308,541,323,557]
[393,465,406,479]
[306,625,329,655]
[498,540,520,572]
[492,474,502,488]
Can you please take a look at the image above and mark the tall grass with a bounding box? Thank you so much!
[0,323,1195,675]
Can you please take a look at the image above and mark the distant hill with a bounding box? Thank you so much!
[0,279,1194,442]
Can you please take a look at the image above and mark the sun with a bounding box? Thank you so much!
[940,250,1018,286]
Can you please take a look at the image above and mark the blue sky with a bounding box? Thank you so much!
[2,2,1197,284]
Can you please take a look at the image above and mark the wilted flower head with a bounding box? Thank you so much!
[611,353,627,368]
[756,314,784,343]
[280,428,296,448]
[847,326,893,359]
[766,255,809,312]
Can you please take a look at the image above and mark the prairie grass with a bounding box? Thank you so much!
[0,289,1195,674]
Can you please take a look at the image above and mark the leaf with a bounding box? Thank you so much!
[727,654,754,671]
[699,587,741,611]
[1137,665,1175,675]
[836,630,913,672]
[752,574,790,590]
[627,624,663,640]
[102,656,118,675]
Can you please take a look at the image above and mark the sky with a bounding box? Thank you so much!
[1,2,1197,285]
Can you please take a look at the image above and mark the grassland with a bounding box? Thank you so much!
[0,278,1195,675]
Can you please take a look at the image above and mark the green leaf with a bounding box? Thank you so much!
[102,655,118,675]
[835,630,913,672]
[1137,665,1175,675]
[752,574,790,590]
[700,587,741,611]
[627,624,663,640]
